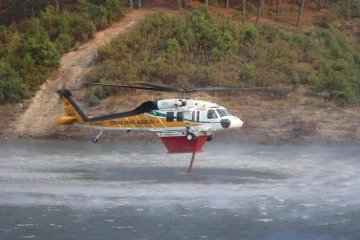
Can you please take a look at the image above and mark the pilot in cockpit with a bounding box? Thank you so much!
[207,110,217,119]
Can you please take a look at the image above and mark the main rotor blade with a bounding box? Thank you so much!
[85,82,290,95]
[84,82,174,92]
[187,86,290,93]
[130,82,182,93]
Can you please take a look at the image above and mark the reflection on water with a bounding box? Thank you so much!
[0,139,360,240]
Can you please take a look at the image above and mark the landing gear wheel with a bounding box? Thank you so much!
[206,135,213,141]
[92,131,103,143]
[186,132,195,142]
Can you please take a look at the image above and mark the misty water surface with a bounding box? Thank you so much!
[0,139,359,240]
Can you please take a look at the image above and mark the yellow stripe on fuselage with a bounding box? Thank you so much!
[83,113,199,130]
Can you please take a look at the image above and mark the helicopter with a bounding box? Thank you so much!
[56,82,281,173]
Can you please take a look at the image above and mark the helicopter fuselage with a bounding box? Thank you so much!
[60,98,243,134]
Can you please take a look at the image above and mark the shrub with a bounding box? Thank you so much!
[323,13,337,26]
[68,13,96,42]
[163,38,181,53]
[211,47,222,58]
[55,33,74,53]
[279,30,291,41]
[239,65,255,86]
[271,86,290,99]
[330,88,357,106]
[93,85,111,99]
[106,0,125,23]
[258,24,279,43]
[241,27,259,44]
[332,59,349,71]
[292,72,300,86]
[307,73,325,94]
[89,93,100,106]
[215,30,238,54]
[196,66,215,86]
[272,58,285,69]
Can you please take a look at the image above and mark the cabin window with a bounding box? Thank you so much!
[191,111,200,121]
[207,110,218,119]
[166,112,174,122]
[177,112,184,122]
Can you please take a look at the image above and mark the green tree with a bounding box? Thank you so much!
[39,5,59,41]
[76,0,110,30]
[4,30,23,69]
[21,53,49,90]
[0,61,30,102]
[22,19,60,69]
[189,6,219,51]
[68,12,96,42]
[105,0,125,23]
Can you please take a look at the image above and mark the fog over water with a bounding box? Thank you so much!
[0,139,359,240]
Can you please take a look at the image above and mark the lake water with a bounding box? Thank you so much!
[0,139,359,240]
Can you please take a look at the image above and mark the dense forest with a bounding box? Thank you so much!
[0,0,360,106]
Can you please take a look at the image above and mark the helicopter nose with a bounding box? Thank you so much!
[220,117,243,129]
[234,117,243,128]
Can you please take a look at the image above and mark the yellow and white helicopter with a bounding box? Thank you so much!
[56,82,277,173]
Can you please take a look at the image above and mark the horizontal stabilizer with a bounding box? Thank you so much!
[56,117,77,126]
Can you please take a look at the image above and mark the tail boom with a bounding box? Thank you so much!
[57,89,88,125]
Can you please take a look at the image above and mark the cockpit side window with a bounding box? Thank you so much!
[207,110,218,119]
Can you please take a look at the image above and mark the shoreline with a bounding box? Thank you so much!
[2,126,358,148]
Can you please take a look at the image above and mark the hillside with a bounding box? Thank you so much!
[0,3,359,145]
[0,9,155,138]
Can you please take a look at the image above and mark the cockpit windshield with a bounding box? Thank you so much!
[223,108,233,116]
[216,109,227,117]
[215,108,232,117]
